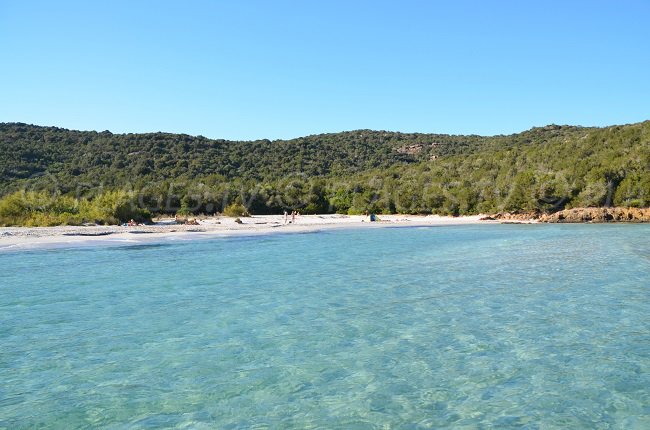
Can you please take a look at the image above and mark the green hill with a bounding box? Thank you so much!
[0,121,648,225]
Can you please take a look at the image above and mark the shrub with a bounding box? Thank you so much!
[0,190,151,226]
[223,203,250,217]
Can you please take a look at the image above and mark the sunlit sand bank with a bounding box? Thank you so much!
[0,214,510,251]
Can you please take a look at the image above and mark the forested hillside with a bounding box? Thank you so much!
[0,123,495,191]
[0,123,594,193]
[0,121,648,225]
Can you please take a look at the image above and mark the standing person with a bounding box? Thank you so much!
[283,209,288,224]
[291,210,296,224]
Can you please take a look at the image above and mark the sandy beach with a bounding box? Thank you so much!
[0,214,506,251]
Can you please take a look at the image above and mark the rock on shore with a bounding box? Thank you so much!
[492,212,541,222]
[539,207,650,223]
[491,207,650,223]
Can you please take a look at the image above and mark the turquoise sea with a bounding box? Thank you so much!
[1,224,649,429]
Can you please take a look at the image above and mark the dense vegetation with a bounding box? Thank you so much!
[0,191,150,226]
[0,121,648,225]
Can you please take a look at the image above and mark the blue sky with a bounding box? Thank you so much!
[1,1,649,140]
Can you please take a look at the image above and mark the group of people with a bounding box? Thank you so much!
[124,219,144,227]
[283,210,300,224]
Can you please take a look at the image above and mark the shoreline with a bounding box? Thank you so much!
[0,214,501,251]
[3,209,647,252]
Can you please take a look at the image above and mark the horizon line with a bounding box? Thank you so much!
[2,119,649,143]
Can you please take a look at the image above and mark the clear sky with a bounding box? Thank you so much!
[1,1,649,140]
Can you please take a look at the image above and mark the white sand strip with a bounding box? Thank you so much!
[0,214,502,251]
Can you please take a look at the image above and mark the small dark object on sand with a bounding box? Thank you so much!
[63,232,114,237]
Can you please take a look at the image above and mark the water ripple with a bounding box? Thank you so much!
[1,224,649,428]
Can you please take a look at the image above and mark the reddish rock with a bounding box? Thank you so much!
[539,207,650,223]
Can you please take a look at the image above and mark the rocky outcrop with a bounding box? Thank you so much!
[396,144,424,155]
[492,211,541,222]
[488,207,650,223]
[539,207,650,223]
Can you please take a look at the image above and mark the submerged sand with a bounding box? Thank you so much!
[0,214,508,251]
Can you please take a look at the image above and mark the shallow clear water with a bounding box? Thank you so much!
[1,224,649,429]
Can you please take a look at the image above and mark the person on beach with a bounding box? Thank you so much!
[284,210,288,224]
[291,210,296,224]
